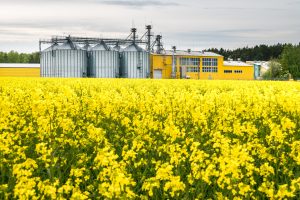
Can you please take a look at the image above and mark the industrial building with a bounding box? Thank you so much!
[0,63,40,77]
[0,25,255,80]
[151,50,254,80]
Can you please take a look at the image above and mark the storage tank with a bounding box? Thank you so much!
[40,43,58,77]
[40,39,87,78]
[121,43,149,78]
[89,41,120,78]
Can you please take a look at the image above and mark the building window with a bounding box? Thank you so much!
[191,58,200,66]
[187,66,200,72]
[202,58,218,67]
[224,70,232,73]
[180,58,200,66]
[234,70,243,74]
[202,67,218,73]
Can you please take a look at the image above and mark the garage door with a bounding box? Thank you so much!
[153,69,162,79]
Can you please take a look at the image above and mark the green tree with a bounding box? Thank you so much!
[0,52,5,63]
[0,51,40,63]
[262,60,289,80]
[7,51,19,63]
[206,43,287,61]
[281,44,300,80]
[29,52,40,63]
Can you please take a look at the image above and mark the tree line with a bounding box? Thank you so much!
[0,43,294,64]
[0,51,40,63]
[205,43,289,61]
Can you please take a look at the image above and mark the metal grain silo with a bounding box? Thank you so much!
[40,40,87,78]
[40,43,58,77]
[89,41,120,78]
[121,43,149,78]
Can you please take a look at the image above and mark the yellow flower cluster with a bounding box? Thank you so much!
[0,78,300,199]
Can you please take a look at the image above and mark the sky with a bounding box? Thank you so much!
[0,0,299,52]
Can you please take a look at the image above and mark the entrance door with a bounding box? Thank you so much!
[180,66,187,79]
[153,69,163,79]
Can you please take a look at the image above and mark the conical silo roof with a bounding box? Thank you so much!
[123,43,144,52]
[92,41,110,51]
[43,43,59,52]
[56,41,83,50]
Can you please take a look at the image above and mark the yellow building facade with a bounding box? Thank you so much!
[0,64,40,77]
[151,50,254,80]
[0,52,254,80]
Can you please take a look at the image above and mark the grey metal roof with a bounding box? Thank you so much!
[43,43,59,52]
[123,43,145,52]
[56,41,83,50]
[43,41,83,51]
[153,50,222,57]
[223,61,253,67]
[92,41,110,51]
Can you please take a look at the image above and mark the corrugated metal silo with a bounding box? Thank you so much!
[40,43,58,77]
[89,41,120,78]
[121,43,149,78]
[40,40,87,78]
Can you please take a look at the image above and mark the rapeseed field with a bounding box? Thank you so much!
[0,78,300,199]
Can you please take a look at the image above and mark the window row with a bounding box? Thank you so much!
[186,67,200,72]
[224,70,243,74]
[234,70,243,74]
[203,58,218,67]
[180,58,200,66]
[202,67,218,73]
[178,57,218,67]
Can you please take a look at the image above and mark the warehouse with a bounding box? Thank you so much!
[0,63,40,77]
[222,61,254,80]
[151,50,254,80]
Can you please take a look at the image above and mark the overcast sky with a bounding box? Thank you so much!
[0,0,299,52]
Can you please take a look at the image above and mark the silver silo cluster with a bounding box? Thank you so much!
[39,26,156,78]
[40,39,87,78]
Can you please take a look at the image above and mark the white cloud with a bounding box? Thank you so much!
[0,0,299,52]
